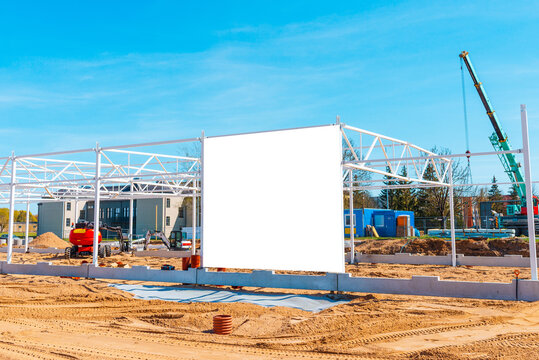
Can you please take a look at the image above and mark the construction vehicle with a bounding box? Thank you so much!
[100,224,132,252]
[65,221,113,259]
[142,230,191,251]
[460,51,539,235]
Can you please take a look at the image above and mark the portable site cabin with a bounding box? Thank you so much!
[344,208,415,238]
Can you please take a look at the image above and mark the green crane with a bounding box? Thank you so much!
[459,51,537,216]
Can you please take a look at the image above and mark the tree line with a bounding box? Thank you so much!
[0,209,38,232]
[344,145,516,226]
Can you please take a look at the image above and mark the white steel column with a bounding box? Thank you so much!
[349,172,355,264]
[448,162,457,267]
[199,131,204,265]
[24,200,30,253]
[7,154,17,264]
[92,145,102,266]
[520,104,538,280]
[74,198,79,223]
[191,180,197,255]
[128,154,133,249]
[129,196,134,248]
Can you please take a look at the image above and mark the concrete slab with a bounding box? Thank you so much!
[355,253,533,267]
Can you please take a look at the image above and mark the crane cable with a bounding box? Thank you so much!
[460,57,473,185]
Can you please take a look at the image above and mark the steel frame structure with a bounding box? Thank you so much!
[1,137,202,266]
[1,108,536,281]
[341,124,452,187]
[340,106,537,280]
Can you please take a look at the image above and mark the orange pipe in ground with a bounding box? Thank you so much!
[190,255,201,269]
[181,257,191,271]
[213,315,232,335]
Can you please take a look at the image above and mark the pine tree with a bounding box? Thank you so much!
[488,176,502,197]
[508,185,519,200]
[378,166,396,209]
[416,163,438,217]
[393,167,417,211]
[488,176,504,213]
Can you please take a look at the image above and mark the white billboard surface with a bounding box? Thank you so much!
[202,125,344,273]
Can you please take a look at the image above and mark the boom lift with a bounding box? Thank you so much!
[65,221,113,259]
[459,51,538,234]
[65,222,134,259]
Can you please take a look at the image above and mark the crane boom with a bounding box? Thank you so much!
[459,51,527,206]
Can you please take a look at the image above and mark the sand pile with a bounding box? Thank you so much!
[29,232,70,248]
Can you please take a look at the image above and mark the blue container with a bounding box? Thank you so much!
[344,209,364,238]
[344,208,415,238]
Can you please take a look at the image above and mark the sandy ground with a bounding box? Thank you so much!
[1,250,534,281]
[0,273,537,360]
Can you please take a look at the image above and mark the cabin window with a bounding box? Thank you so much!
[374,214,385,227]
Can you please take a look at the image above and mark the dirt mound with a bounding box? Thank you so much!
[356,237,538,257]
[455,239,498,256]
[29,232,70,248]
[488,238,535,256]
[355,239,406,254]
[406,238,450,255]
[355,238,451,255]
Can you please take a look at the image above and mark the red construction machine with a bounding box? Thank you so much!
[65,222,114,259]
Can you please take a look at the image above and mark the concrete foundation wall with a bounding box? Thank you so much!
[337,274,518,301]
[0,261,537,301]
[356,253,533,267]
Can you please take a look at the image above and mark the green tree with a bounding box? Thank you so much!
[415,147,467,227]
[393,167,417,211]
[488,176,504,213]
[344,173,378,209]
[15,210,37,223]
[378,166,396,209]
[0,208,8,232]
[508,186,519,200]
[342,138,376,209]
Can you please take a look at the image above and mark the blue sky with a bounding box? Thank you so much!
[1,0,539,197]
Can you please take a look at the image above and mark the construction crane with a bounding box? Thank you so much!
[459,51,538,234]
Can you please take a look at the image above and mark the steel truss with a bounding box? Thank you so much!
[0,140,201,203]
[341,124,452,189]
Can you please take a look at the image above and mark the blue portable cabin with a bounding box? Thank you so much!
[344,209,364,237]
[344,208,415,238]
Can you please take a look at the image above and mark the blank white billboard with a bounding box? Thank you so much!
[202,125,344,273]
